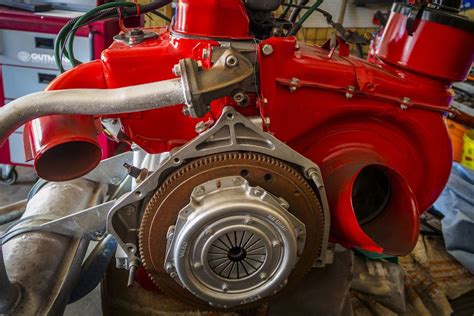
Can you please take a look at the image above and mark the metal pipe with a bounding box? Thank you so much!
[0,78,185,147]
[0,199,27,225]
[0,246,20,314]
[1,180,107,315]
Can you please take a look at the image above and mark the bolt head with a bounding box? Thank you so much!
[195,121,207,133]
[195,186,205,196]
[260,272,268,280]
[173,64,182,77]
[170,272,177,278]
[165,262,173,273]
[221,284,229,293]
[225,55,239,68]
[193,262,203,270]
[262,44,274,56]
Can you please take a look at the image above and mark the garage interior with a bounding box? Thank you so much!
[0,1,473,315]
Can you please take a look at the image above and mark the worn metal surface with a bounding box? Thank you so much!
[162,176,305,308]
[139,151,325,309]
[2,179,107,315]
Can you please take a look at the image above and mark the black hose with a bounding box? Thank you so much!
[289,0,310,22]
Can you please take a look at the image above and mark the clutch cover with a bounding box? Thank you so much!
[139,152,325,309]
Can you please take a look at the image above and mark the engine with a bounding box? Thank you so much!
[0,0,473,314]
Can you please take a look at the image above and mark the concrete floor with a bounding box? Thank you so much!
[0,166,102,316]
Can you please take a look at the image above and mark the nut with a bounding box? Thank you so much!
[225,55,239,68]
[262,44,274,56]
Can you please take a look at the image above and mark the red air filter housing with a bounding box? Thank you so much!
[377,3,474,82]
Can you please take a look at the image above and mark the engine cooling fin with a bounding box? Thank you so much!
[138,152,325,310]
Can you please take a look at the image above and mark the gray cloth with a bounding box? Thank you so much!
[433,163,474,274]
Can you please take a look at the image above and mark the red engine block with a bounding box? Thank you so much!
[23,0,474,255]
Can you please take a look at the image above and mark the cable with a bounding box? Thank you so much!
[151,10,171,22]
[288,0,324,36]
[289,0,310,23]
[54,0,173,72]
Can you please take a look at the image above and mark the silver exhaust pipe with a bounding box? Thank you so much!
[0,49,254,147]
[1,179,107,315]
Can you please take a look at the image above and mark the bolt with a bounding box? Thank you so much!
[202,48,210,59]
[165,262,173,273]
[233,92,246,104]
[260,272,268,280]
[222,284,229,293]
[244,217,254,225]
[262,44,274,56]
[196,60,203,71]
[195,121,207,133]
[173,64,182,77]
[205,229,214,236]
[264,117,271,127]
[195,186,205,196]
[254,189,263,196]
[272,240,282,248]
[346,85,356,99]
[290,77,299,92]
[170,272,177,278]
[193,262,203,270]
[225,55,239,68]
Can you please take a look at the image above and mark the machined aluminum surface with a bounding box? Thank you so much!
[164,176,305,308]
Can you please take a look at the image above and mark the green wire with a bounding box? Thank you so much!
[288,0,324,36]
[66,2,136,68]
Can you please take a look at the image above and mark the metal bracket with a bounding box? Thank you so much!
[108,106,331,267]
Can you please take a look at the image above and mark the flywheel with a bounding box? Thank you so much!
[139,152,325,309]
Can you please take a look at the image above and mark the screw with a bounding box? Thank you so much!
[165,262,173,273]
[262,44,274,56]
[233,92,246,105]
[222,284,229,293]
[244,217,254,225]
[225,55,239,67]
[196,60,203,71]
[290,77,299,92]
[172,64,182,77]
[195,186,205,196]
[195,121,207,133]
[264,117,271,127]
[346,86,356,99]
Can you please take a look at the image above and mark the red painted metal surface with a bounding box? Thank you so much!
[173,0,251,39]
[378,11,474,82]
[20,2,473,254]
[0,7,132,167]
[24,61,106,181]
